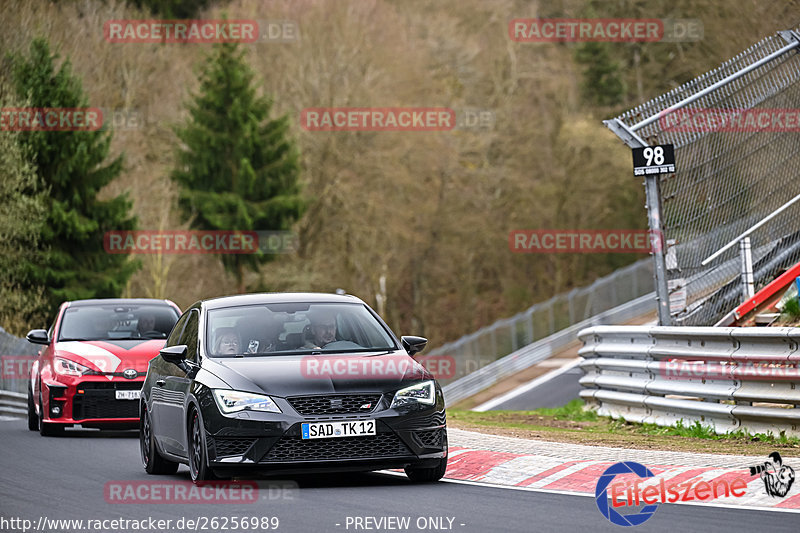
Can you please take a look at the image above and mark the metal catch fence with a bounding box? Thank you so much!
[606,29,800,326]
[428,258,654,387]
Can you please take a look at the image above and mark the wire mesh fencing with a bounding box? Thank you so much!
[426,258,654,386]
[608,29,800,326]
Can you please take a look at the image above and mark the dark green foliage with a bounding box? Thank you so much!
[127,0,217,19]
[9,38,139,317]
[171,42,304,292]
[574,41,625,107]
[0,80,48,333]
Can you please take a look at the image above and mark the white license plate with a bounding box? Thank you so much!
[301,420,376,440]
[115,390,141,400]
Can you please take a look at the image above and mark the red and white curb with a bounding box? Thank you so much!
[443,447,800,510]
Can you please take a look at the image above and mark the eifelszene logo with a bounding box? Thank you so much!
[595,462,659,527]
[749,452,795,498]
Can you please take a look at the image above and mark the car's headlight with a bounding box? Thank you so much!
[212,390,282,414]
[53,357,91,376]
[390,380,436,408]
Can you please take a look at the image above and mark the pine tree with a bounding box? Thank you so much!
[574,41,625,107]
[10,38,139,314]
[0,81,48,334]
[172,42,304,293]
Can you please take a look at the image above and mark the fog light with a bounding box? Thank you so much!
[51,405,61,416]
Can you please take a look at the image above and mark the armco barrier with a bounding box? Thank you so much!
[578,325,800,437]
[0,325,39,394]
[442,292,656,407]
[0,390,26,418]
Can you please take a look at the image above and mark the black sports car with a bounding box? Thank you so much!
[139,292,448,483]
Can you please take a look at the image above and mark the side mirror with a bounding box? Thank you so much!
[160,345,189,366]
[26,329,50,345]
[401,336,428,356]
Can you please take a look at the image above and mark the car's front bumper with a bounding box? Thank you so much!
[41,378,144,427]
[199,392,447,472]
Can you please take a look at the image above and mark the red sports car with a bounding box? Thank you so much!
[26,298,181,436]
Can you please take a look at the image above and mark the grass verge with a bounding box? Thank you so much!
[448,399,800,457]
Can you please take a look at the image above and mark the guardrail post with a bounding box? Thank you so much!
[526,311,534,345]
[568,290,575,324]
[739,236,755,301]
[511,326,518,353]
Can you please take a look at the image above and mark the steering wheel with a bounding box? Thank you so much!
[321,340,363,350]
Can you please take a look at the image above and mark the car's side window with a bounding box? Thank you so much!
[179,310,200,362]
[166,312,189,348]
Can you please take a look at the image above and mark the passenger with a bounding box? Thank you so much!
[213,328,241,355]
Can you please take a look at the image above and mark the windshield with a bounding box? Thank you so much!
[206,302,398,357]
[58,304,180,341]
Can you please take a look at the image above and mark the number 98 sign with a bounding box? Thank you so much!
[632,144,675,176]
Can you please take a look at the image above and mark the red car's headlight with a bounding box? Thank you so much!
[54,357,91,376]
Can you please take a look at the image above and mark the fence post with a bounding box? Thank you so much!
[604,119,673,326]
[527,311,534,344]
[739,237,755,301]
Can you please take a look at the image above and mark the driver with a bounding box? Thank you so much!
[137,312,157,337]
[304,309,337,349]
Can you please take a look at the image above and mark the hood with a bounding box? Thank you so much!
[203,351,431,397]
[54,340,166,378]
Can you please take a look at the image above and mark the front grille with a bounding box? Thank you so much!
[415,429,443,448]
[288,394,382,415]
[263,433,411,462]
[213,437,256,457]
[72,381,142,420]
[77,382,143,390]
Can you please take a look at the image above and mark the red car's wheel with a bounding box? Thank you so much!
[27,383,38,431]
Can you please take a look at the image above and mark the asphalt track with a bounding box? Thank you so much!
[1,419,798,533]
[480,363,583,411]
